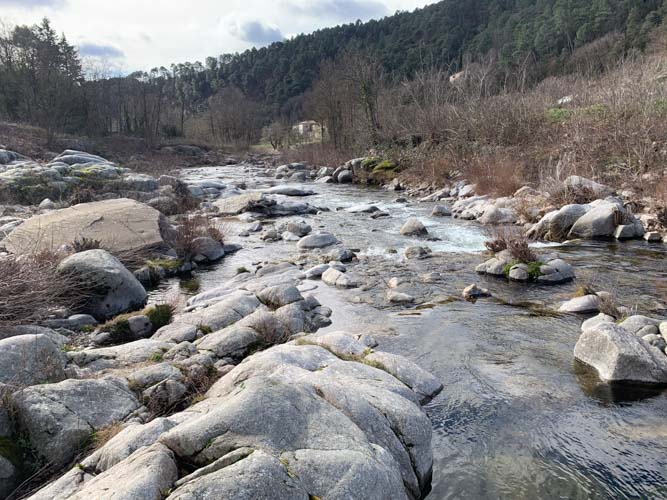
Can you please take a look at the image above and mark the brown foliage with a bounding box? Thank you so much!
[0,252,91,327]
[171,215,226,259]
[484,226,537,263]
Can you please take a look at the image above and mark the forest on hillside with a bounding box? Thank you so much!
[0,0,665,149]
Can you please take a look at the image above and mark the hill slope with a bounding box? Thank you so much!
[198,0,665,111]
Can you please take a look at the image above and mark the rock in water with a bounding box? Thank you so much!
[58,249,147,320]
[574,322,667,384]
[213,192,272,215]
[4,198,172,255]
[297,233,339,249]
[400,218,428,236]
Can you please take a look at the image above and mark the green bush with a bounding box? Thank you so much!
[372,160,398,173]
[545,108,573,122]
[145,304,174,330]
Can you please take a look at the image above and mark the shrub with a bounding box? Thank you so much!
[484,226,537,263]
[0,252,92,327]
[171,215,226,260]
[145,304,174,330]
[180,278,201,294]
[71,237,101,252]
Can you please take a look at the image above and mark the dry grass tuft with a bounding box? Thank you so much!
[484,226,537,263]
[0,252,92,327]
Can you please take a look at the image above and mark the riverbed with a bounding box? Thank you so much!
[154,163,667,500]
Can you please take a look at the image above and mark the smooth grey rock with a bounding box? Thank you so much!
[431,205,451,217]
[322,268,358,288]
[191,236,225,262]
[568,202,624,239]
[387,290,415,303]
[11,378,141,467]
[338,170,353,183]
[43,314,97,330]
[614,224,636,240]
[285,221,312,237]
[127,363,184,390]
[574,323,667,384]
[527,204,590,241]
[644,231,663,242]
[582,313,615,331]
[643,334,667,352]
[304,264,330,279]
[462,284,491,300]
[508,264,529,281]
[57,249,147,320]
[537,258,576,284]
[257,285,303,308]
[152,322,198,343]
[0,456,17,499]
[0,334,66,386]
[301,331,369,358]
[178,291,261,331]
[196,325,261,359]
[400,218,428,236]
[265,186,314,197]
[365,351,444,404]
[128,315,152,337]
[404,246,431,260]
[559,295,600,314]
[214,192,270,215]
[168,450,309,499]
[297,232,338,249]
[619,315,661,335]
[68,339,173,371]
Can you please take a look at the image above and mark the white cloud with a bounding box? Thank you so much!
[1,0,435,71]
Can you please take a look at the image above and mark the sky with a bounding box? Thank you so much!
[0,0,436,73]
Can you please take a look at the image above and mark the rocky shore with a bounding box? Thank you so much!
[1,147,666,498]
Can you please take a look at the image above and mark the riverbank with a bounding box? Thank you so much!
[1,149,666,499]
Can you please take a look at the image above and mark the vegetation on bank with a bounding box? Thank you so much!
[0,2,665,205]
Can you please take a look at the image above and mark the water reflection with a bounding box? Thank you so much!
[574,361,667,405]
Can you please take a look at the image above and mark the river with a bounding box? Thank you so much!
[152,163,667,500]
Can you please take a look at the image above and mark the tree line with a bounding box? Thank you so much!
[0,0,665,147]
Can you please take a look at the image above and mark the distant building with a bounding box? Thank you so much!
[293,120,323,142]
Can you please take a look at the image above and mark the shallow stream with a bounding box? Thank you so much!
[154,164,667,500]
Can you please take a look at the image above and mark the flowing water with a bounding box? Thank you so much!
[155,164,667,500]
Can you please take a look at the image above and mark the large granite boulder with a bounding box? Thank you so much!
[0,334,67,387]
[567,200,626,239]
[574,322,667,384]
[11,377,142,467]
[4,198,173,255]
[527,204,590,241]
[58,249,147,320]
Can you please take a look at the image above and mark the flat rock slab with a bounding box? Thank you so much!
[5,198,169,254]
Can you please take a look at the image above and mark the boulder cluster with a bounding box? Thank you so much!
[0,262,442,499]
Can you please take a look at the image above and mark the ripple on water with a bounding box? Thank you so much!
[171,164,667,499]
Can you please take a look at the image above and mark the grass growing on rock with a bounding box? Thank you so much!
[145,304,175,330]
